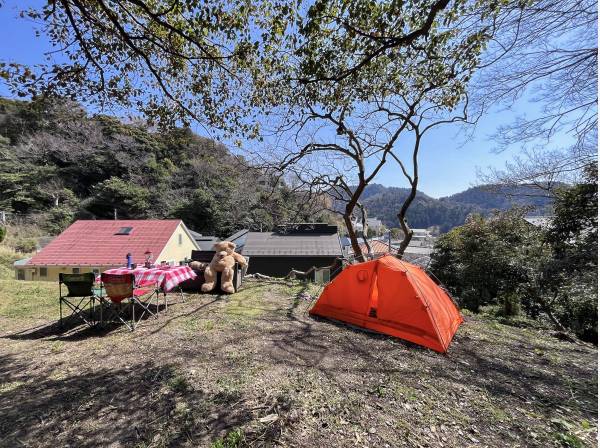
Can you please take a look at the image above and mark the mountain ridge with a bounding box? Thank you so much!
[359,183,553,231]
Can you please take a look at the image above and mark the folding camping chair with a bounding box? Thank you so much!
[59,272,98,329]
[99,273,159,331]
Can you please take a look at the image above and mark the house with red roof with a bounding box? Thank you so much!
[15,220,199,281]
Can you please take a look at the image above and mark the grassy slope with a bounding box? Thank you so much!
[0,246,56,321]
[0,270,597,447]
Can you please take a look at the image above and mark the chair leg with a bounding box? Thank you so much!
[120,302,134,331]
[99,299,134,331]
[133,295,157,324]
[60,297,96,328]
[99,298,104,327]
[155,290,160,318]
[90,297,95,326]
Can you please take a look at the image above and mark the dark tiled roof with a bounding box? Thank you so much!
[227,229,249,247]
[242,232,342,256]
[187,230,218,250]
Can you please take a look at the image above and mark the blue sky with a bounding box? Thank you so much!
[0,2,565,198]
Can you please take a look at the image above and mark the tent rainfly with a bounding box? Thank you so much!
[309,255,463,353]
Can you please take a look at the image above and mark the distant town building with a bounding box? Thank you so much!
[411,228,432,241]
[366,217,384,233]
[349,216,384,235]
[524,216,553,228]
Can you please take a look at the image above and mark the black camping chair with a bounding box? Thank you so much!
[59,273,98,329]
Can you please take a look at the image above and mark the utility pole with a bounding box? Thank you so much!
[114,208,117,220]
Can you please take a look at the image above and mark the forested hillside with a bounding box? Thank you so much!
[442,185,556,210]
[359,183,553,231]
[0,98,556,238]
[0,98,322,237]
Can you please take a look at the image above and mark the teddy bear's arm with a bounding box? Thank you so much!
[232,252,248,266]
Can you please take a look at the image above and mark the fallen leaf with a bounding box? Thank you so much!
[259,413,279,424]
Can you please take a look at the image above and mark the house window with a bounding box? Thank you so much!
[17,270,25,280]
[178,233,183,246]
[115,227,133,235]
[39,267,47,277]
[72,267,80,274]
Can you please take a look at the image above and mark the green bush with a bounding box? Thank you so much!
[41,207,75,235]
[430,169,598,342]
[430,210,540,312]
[14,238,37,254]
[0,226,5,243]
[499,292,521,317]
[553,270,598,341]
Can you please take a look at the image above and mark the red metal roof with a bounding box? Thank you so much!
[359,239,393,254]
[27,220,182,266]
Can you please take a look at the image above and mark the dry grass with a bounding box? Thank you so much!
[0,277,597,448]
[0,245,25,280]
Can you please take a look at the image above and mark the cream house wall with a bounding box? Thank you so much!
[156,222,199,264]
[15,265,119,282]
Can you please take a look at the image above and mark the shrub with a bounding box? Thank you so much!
[553,270,598,342]
[40,207,75,235]
[14,238,37,254]
[0,246,21,279]
[499,292,521,317]
[430,210,541,312]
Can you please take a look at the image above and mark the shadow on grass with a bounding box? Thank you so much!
[0,352,259,447]
[2,300,177,341]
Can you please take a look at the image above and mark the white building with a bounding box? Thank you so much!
[366,217,384,233]
[524,216,553,228]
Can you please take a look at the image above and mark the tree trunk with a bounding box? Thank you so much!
[344,213,364,262]
[396,181,418,258]
[537,291,569,333]
[393,133,421,259]
[341,179,368,262]
[357,202,371,256]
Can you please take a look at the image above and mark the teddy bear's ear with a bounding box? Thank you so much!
[227,241,236,250]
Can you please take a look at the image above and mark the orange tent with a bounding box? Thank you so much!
[310,255,463,353]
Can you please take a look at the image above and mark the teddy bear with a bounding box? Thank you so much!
[201,241,247,294]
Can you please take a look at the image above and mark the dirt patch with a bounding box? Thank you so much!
[0,279,596,447]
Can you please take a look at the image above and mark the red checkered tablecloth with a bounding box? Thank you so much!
[102,266,197,292]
